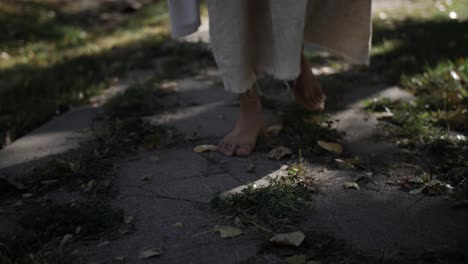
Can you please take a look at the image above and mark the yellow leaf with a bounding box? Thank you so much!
[173,222,183,228]
[114,256,126,262]
[97,241,110,247]
[334,159,355,170]
[139,248,162,259]
[343,181,360,190]
[213,225,243,238]
[269,231,305,247]
[317,141,342,154]
[267,146,292,160]
[124,215,134,224]
[22,193,34,198]
[193,144,217,153]
[60,234,73,247]
[266,124,283,137]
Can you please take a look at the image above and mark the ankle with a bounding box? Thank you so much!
[239,88,261,108]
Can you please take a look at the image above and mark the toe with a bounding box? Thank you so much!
[216,140,225,152]
[236,144,254,156]
[225,144,236,156]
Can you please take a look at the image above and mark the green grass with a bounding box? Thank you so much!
[21,76,181,195]
[0,0,213,148]
[24,111,178,195]
[281,105,341,155]
[212,163,313,232]
[0,201,123,264]
[371,0,468,81]
[368,1,468,200]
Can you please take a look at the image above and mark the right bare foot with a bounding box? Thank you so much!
[217,88,265,157]
[292,54,326,111]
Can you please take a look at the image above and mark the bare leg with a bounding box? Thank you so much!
[217,87,265,157]
[292,53,326,111]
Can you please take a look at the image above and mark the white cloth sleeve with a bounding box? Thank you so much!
[167,0,201,38]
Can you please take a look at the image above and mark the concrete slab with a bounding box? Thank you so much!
[83,196,261,264]
[0,106,98,175]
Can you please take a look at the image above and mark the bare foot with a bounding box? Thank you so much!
[292,54,326,111]
[218,88,265,157]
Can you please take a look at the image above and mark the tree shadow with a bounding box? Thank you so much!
[0,38,214,142]
[0,0,214,147]
[0,0,167,50]
[370,18,468,81]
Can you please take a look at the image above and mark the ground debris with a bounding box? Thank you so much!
[270,231,305,247]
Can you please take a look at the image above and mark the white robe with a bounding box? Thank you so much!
[168,0,372,94]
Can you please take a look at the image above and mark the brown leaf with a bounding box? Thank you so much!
[334,159,355,170]
[22,193,34,199]
[124,215,134,224]
[269,231,305,247]
[268,146,292,160]
[114,256,126,262]
[266,125,283,137]
[97,241,110,247]
[60,234,73,247]
[173,222,183,228]
[193,144,217,153]
[213,225,243,238]
[317,141,342,154]
[343,182,360,190]
[139,248,163,259]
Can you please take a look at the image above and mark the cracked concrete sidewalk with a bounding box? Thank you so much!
[83,69,467,263]
[2,2,468,260]
[1,63,468,264]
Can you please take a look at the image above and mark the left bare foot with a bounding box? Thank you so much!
[292,54,326,111]
[217,88,265,157]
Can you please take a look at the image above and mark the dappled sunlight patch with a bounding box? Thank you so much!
[366,56,468,201]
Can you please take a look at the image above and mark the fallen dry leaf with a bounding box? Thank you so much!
[266,124,283,137]
[124,215,134,224]
[334,159,355,170]
[60,234,73,247]
[213,225,243,238]
[268,146,292,160]
[269,231,305,247]
[173,222,183,228]
[285,254,307,264]
[118,228,131,235]
[317,141,343,154]
[409,187,425,195]
[114,256,126,262]
[193,144,217,153]
[22,193,34,198]
[139,248,163,259]
[97,241,110,247]
[343,182,360,190]
[374,111,394,120]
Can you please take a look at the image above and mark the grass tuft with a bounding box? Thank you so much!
[0,201,123,264]
[212,164,313,232]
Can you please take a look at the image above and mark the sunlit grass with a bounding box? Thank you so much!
[369,0,468,199]
[0,0,175,147]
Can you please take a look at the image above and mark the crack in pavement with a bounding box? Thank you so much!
[121,185,210,205]
[197,153,245,184]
